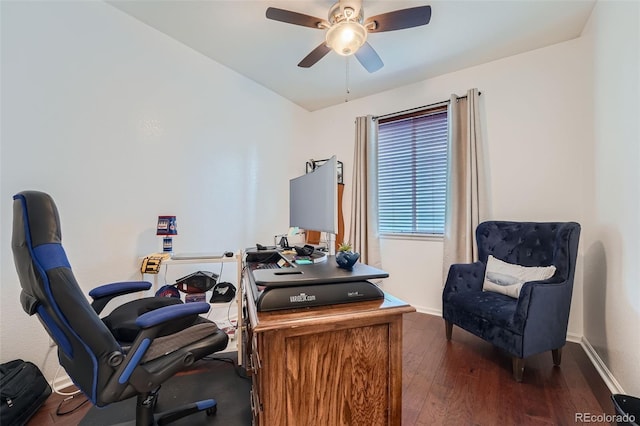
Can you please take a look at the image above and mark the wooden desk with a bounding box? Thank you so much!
[243,275,415,425]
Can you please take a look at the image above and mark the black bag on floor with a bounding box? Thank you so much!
[0,359,52,426]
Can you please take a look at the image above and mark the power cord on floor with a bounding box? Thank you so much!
[56,393,89,416]
[42,351,89,416]
[204,356,251,381]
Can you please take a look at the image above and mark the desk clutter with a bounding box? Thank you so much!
[155,272,238,344]
[245,248,387,311]
[138,250,243,357]
[140,252,170,274]
[155,270,236,304]
[176,270,218,293]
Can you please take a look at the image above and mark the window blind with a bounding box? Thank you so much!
[378,110,448,235]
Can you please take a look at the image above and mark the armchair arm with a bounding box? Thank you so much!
[89,281,153,314]
[443,262,486,301]
[514,277,573,356]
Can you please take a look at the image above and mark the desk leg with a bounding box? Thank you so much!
[140,272,159,295]
[236,252,243,365]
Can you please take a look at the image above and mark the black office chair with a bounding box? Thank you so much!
[11,190,229,425]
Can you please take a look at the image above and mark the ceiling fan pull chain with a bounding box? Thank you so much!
[345,56,351,103]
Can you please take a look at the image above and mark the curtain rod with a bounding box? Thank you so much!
[374,92,481,120]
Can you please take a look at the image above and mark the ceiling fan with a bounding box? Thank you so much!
[266,0,432,73]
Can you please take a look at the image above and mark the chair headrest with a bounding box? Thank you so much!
[13,190,63,248]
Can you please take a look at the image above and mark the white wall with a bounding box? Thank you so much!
[581,0,640,397]
[0,1,309,379]
[303,37,592,335]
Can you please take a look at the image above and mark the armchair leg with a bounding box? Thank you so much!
[512,357,525,382]
[444,320,452,341]
[552,348,562,366]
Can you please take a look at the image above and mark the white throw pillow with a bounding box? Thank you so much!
[482,255,556,298]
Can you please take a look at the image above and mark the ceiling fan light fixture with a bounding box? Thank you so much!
[325,21,367,56]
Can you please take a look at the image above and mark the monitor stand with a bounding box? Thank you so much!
[327,232,336,256]
[304,233,336,256]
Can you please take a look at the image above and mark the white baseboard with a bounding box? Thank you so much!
[579,337,625,395]
[567,331,582,343]
[413,305,442,317]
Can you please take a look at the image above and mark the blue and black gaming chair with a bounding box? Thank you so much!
[11,190,229,425]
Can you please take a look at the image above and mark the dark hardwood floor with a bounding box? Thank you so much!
[28,312,613,425]
[402,312,613,426]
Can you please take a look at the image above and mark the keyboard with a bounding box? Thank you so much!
[256,263,280,270]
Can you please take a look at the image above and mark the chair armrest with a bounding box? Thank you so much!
[136,302,210,329]
[89,281,153,314]
[514,277,573,355]
[107,302,211,395]
[443,262,486,300]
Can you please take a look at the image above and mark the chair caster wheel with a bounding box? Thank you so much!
[206,405,217,416]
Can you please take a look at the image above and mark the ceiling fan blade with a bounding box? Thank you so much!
[298,43,332,68]
[355,42,384,73]
[365,6,432,33]
[266,7,327,29]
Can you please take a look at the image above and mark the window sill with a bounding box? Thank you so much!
[379,233,443,242]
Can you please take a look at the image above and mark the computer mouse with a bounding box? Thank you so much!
[224,251,234,257]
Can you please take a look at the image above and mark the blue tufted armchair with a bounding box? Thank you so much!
[442,221,581,381]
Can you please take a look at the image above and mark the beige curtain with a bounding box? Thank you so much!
[442,88,486,280]
[349,115,382,269]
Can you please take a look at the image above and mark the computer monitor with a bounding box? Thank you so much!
[289,155,338,236]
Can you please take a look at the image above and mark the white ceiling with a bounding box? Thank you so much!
[107,0,596,111]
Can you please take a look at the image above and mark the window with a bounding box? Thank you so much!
[377,107,448,236]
